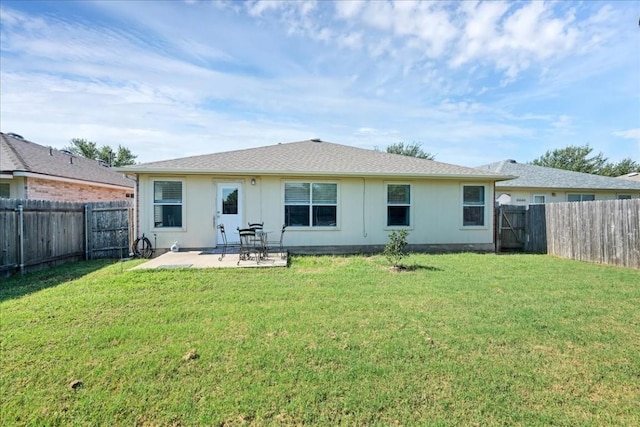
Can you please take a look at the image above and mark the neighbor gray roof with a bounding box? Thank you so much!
[1,132,134,188]
[478,160,640,191]
[618,172,640,182]
[119,139,511,180]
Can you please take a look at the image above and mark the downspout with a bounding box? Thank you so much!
[17,204,24,275]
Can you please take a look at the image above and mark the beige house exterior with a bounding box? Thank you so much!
[119,140,512,254]
[1,132,134,202]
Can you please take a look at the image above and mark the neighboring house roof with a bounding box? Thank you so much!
[478,160,640,191]
[618,172,640,182]
[119,139,512,180]
[1,132,134,188]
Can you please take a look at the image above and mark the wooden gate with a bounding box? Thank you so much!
[496,205,527,251]
[495,204,547,253]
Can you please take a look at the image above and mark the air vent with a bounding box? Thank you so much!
[310,138,322,142]
[60,149,73,155]
[7,132,24,140]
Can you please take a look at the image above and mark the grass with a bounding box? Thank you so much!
[1,254,639,426]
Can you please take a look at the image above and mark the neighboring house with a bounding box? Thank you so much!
[618,172,640,182]
[118,139,513,254]
[1,132,134,201]
[478,159,640,206]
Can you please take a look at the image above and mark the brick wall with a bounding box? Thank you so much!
[25,177,132,202]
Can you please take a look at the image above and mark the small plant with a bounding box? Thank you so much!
[384,230,409,269]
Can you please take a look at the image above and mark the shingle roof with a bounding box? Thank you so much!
[478,160,640,191]
[1,132,134,188]
[119,139,510,180]
[618,172,640,182]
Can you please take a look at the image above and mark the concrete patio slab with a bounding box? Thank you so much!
[132,250,288,270]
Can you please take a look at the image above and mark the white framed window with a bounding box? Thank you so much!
[617,195,631,200]
[567,194,595,202]
[0,182,10,199]
[153,180,184,228]
[463,185,486,227]
[386,183,411,227]
[284,182,337,227]
[531,194,546,204]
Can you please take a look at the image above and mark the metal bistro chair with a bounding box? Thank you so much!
[216,224,238,261]
[248,222,265,255]
[237,228,261,265]
[265,224,287,259]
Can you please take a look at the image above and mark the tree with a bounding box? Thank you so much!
[531,145,606,174]
[64,138,137,166]
[530,144,639,177]
[386,142,435,160]
[599,158,640,177]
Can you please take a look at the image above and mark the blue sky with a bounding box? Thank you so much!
[1,0,638,166]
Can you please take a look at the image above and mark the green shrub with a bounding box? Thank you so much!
[384,230,409,268]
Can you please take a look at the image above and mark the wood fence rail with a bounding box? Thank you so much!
[0,199,133,277]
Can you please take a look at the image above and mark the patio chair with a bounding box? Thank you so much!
[217,224,232,261]
[248,222,264,248]
[266,224,287,259]
[237,228,261,265]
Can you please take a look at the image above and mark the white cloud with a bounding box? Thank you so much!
[613,129,640,141]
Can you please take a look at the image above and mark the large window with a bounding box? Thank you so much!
[387,184,411,226]
[285,182,337,227]
[567,194,595,202]
[463,185,485,226]
[153,180,183,228]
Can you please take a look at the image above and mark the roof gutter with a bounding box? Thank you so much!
[116,167,516,181]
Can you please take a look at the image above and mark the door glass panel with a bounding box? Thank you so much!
[222,189,238,214]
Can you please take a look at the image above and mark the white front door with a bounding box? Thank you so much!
[216,183,243,243]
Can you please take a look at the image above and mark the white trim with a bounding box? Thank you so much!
[384,182,413,230]
[461,183,489,229]
[151,178,187,232]
[11,171,132,190]
[282,180,340,229]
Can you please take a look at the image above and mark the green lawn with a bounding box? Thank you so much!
[1,254,639,426]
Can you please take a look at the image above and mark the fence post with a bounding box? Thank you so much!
[84,204,90,260]
[17,204,24,275]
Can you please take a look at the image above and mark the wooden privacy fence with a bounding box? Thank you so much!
[0,199,133,276]
[546,199,640,269]
[497,200,639,269]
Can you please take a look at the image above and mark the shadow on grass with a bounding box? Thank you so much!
[0,259,115,303]
[393,264,444,272]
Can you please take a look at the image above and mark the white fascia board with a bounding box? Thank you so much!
[123,168,514,181]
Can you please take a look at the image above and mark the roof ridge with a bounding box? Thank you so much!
[1,133,30,170]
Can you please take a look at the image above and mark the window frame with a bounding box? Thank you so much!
[617,194,631,200]
[531,194,546,204]
[385,182,412,229]
[151,178,186,230]
[283,181,339,229]
[0,182,10,199]
[567,193,595,202]
[461,184,487,228]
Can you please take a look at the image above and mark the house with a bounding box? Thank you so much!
[0,132,134,201]
[478,159,640,206]
[117,139,513,254]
